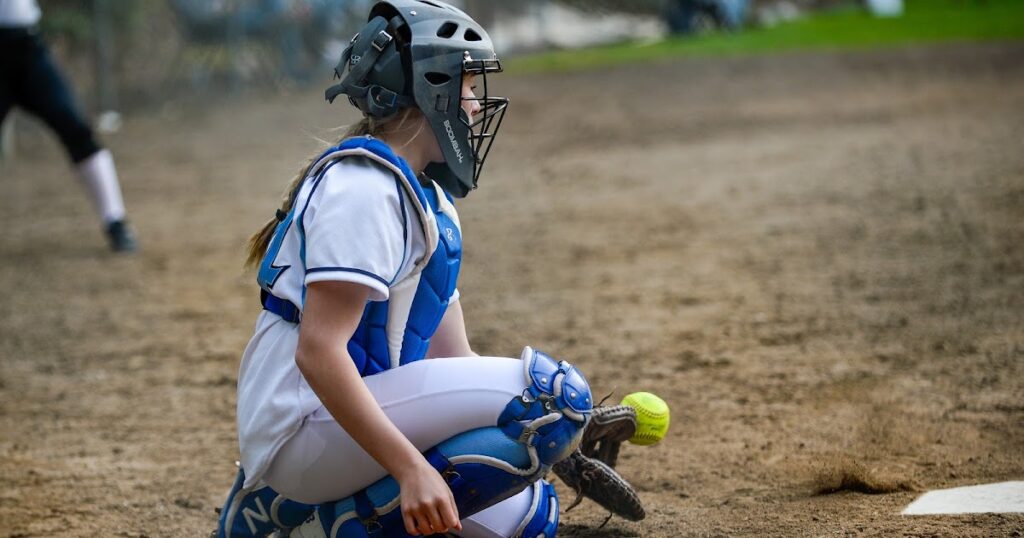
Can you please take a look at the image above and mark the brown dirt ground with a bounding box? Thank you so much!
[1,42,1022,537]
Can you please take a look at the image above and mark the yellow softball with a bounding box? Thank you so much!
[621,392,670,446]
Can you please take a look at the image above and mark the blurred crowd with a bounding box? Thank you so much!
[169,0,373,83]
[17,0,907,110]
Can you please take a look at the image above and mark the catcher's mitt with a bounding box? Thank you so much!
[580,405,638,468]
[552,449,646,522]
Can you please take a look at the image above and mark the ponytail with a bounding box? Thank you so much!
[244,109,426,269]
[243,118,372,269]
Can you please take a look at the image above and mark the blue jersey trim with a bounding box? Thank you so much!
[390,176,409,286]
[296,160,342,305]
[306,266,390,288]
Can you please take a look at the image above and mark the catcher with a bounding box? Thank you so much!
[214,1,645,536]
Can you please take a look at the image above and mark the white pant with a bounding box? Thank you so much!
[265,357,538,537]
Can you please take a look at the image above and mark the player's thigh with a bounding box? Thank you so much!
[14,35,98,161]
[265,357,526,503]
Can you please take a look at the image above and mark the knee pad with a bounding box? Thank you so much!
[216,466,315,538]
[498,346,593,465]
[290,348,591,537]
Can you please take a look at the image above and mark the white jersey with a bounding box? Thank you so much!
[0,0,40,27]
[236,152,460,489]
[263,154,430,305]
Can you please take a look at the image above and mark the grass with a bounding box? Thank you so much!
[508,0,1024,74]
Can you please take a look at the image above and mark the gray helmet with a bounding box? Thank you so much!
[325,0,508,198]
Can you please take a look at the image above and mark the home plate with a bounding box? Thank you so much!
[903,481,1024,515]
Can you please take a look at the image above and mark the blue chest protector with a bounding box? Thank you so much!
[347,182,462,376]
[258,137,461,376]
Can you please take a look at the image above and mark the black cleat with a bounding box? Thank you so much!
[105,220,138,253]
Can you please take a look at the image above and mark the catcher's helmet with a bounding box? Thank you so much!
[325,0,508,198]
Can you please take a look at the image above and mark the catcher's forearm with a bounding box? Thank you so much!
[296,341,428,481]
[296,281,428,481]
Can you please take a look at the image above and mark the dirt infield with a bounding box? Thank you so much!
[1,43,1022,536]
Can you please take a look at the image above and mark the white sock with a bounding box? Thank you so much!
[75,149,126,224]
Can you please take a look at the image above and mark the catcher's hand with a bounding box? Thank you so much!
[552,449,646,522]
[581,404,637,468]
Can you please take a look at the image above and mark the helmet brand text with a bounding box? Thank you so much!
[443,120,464,163]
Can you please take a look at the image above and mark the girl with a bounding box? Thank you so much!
[215,2,592,537]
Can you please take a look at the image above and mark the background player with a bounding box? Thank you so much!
[0,0,137,252]
[216,2,589,536]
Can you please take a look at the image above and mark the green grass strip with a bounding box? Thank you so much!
[508,0,1024,74]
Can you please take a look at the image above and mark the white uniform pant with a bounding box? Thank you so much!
[264,357,539,538]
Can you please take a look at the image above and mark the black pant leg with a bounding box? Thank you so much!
[0,31,20,125]
[13,32,101,163]
[0,82,12,126]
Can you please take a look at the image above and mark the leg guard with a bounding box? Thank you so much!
[497,347,593,466]
[461,479,558,538]
[217,466,316,538]
[288,348,591,538]
[513,480,560,538]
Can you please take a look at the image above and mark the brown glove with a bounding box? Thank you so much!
[552,449,646,522]
[579,405,638,469]
[551,405,645,523]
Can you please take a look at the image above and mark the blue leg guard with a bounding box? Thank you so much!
[216,466,316,538]
[513,479,560,538]
[497,347,593,467]
[288,347,590,537]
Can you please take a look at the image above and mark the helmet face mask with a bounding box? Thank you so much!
[461,55,509,193]
[326,0,508,198]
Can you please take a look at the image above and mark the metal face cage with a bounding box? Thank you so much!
[461,55,508,187]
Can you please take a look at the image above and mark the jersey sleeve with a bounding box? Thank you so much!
[301,160,409,302]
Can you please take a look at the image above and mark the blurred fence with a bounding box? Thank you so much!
[32,0,876,113]
[39,0,371,109]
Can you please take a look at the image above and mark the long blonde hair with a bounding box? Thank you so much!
[244,110,424,269]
